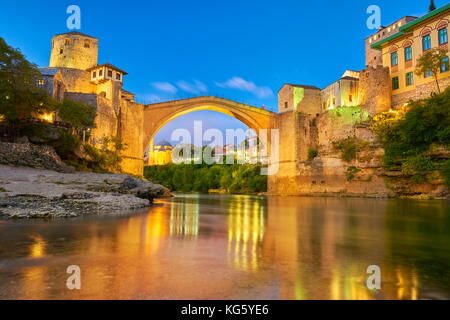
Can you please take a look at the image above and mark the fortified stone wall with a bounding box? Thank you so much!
[358,66,392,115]
[90,96,119,145]
[58,68,96,94]
[119,100,145,176]
[269,108,391,197]
[392,76,450,107]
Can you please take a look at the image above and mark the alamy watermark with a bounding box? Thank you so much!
[66,265,81,290]
[66,5,81,30]
[168,121,280,176]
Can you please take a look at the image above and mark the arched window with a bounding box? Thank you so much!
[84,40,91,48]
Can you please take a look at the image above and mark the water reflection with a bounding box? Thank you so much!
[0,195,449,300]
[227,196,266,271]
[170,197,199,237]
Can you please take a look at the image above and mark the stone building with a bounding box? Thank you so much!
[370,3,450,107]
[148,141,173,166]
[37,31,144,176]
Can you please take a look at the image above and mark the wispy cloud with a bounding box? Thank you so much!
[137,93,171,104]
[215,77,273,98]
[151,82,178,94]
[177,80,208,94]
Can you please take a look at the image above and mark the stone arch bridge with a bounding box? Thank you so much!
[143,96,276,153]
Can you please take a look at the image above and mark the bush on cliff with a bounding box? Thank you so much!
[333,137,369,163]
[376,88,450,183]
[57,99,96,131]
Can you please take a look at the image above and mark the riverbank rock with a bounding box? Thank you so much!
[0,165,171,219]
[0,142,74,173]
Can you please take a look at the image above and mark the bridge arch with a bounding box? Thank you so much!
[143,96,275,155]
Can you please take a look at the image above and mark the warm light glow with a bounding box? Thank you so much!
[38,113,55,123]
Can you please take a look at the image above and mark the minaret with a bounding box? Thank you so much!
[429,0,437,12]
[49,31,98,70]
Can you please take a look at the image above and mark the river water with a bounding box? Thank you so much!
[0,194,449,300]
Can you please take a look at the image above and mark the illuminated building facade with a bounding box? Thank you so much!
[148,141,173,166]
[370,4,450,107]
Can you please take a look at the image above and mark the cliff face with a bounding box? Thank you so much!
[269,107,448,199]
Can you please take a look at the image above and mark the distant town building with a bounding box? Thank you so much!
[148,141,173,166]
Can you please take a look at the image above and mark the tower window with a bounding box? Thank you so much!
[349,94,353,102]
[84,40,91,48]
[60,48,64,54]
[284,102,288,109]
[116,73,121,81]
[107,70,113,78]
[92,71,97,78]
[65,38,70,45]
[99,69,103,77]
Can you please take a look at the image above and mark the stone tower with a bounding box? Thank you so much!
[358,65,392,115]
[49,31,98,70]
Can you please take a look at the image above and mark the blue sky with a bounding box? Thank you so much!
[0,0,439,144]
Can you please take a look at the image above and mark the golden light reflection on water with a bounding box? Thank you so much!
[1,196,448,300]
[170,199,199,237]
[227,196,266,271]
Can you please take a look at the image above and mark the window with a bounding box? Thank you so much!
[284,102,288,109]
[349,94,353,102]
[38,79,45,86]
[424,69,433,78]
[99,69,103,77]
[404,46,412,61]
[92,71,97,78]
[107,70,113,78]
[116,73,121,81]
[406,72,414,86]
[332,97,336,106]
[60,48,64,54]
[423,35,431,51]
[441,56,449,72]
[65,38,70,45]
[391,52,398,66]
[439,28,448,45]
[84,40,90,48]
[392,77,399,90]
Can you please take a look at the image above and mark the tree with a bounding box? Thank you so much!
[415,47,448,94]
[57,99,96,130]
[0,37,56,122]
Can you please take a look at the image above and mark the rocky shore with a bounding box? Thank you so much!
[0,165,171,219]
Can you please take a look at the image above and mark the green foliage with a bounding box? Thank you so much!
[382,88,450,167]
[83,136,127,173]
[333,137,369,163]
[0,37,57,122]
[401,156,435,183]
[346,166,361,182]
[57,99,96,130]
[415,47,448,93]
[376,88,450,184]
[144,164,268,194]
[441,160,450,187]
[18,123,80,159]
[307,148,319,161]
